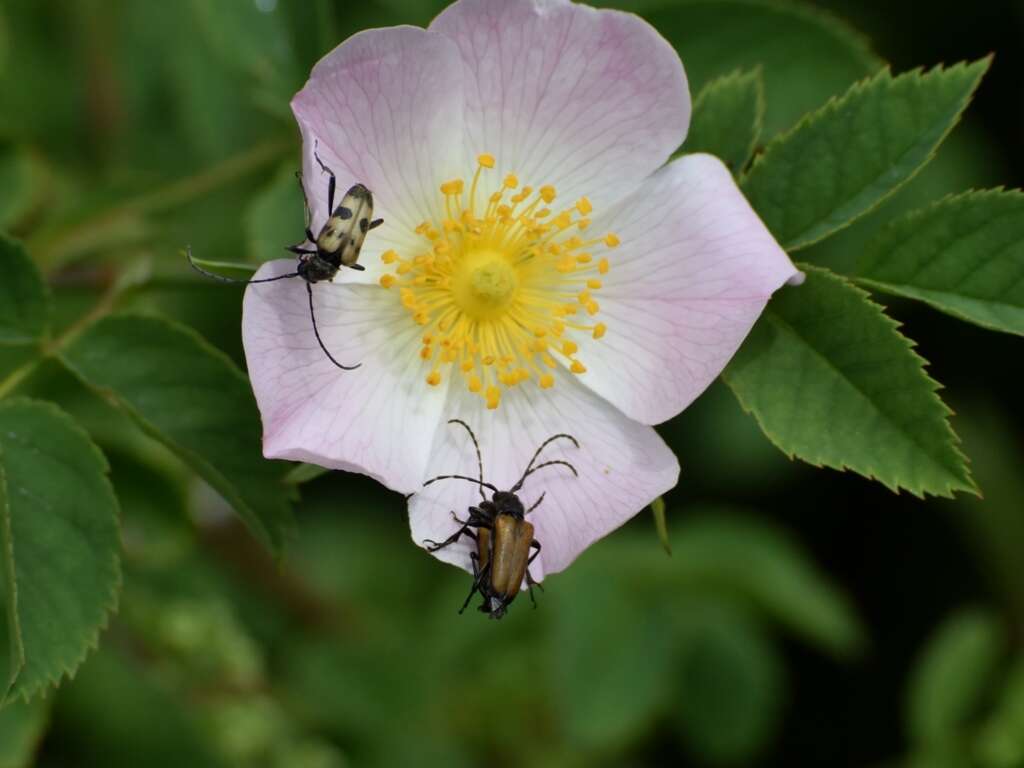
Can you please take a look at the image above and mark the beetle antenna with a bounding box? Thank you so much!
[186,247,300,284]
[511,433,580,491]
[447,419,486,502]
[511,459,578,492]
[423,474,499,494]
[306,282,361,371]
[526,491,546,514]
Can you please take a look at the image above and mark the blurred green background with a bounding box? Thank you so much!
[1,0,1023,766]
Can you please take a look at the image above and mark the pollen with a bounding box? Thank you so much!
[379,153,617,408]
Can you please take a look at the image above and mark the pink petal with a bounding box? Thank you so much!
[429,0,690,209]
[241,259,450,492]
[569,153,798,425]
[291,26,470,284]
[408,376,679,581]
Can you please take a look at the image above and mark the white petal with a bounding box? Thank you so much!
[408,376,679,581]
[241,259,450,492]
[430,0,690,209]
[291,25,470,285]
[568,154,798,424]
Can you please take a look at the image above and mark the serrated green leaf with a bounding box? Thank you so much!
[670,513,864,658]
[743,60,989,251]
[0,236,49,347]
[0,696,48,768]
[674,603,783,763]
[0,399,121,703]
[245,163,304,266]
[651,496,671,556]
[684,69,764,174]
[723,266,976,497]
[856,189,1024,336]
[644,0,882,136]
[906,609,1004,746]
[59,314,293,553]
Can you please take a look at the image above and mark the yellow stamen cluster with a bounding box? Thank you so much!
[378,154,618,409]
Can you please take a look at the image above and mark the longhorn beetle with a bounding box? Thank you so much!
[186,142,383,370]
[422,419,580,619]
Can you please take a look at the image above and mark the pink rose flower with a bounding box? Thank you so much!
[242,0,798,579]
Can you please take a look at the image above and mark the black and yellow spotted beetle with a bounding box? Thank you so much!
[422,419,580,619]
[186,142,383,370]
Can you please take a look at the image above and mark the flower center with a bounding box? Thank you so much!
[378,154,618,409]
[455,252,519,319]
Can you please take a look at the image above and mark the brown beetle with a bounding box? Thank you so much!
[186,141,381,370]
[422,419,579,619]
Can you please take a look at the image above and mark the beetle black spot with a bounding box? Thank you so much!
[337,207,353,220]
[360,218,370,233]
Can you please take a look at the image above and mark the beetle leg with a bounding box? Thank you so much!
[286,245,316,256]
[458,553,488,614]
[527,538,541,565]
[346,263,366,271]
[525,568,545,609]
[313,141,337,213]
[368,218,384,230]
[422,513,481,552]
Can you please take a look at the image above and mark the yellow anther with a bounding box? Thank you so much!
[485,386,501,409]
[390,153,616,408]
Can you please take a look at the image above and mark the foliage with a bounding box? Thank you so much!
[0,0,1020,766]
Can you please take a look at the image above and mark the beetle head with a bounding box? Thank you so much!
[491,490,525,519]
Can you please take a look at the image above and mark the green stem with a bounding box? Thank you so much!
[29,137,292,271]
[0,280,122,399]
